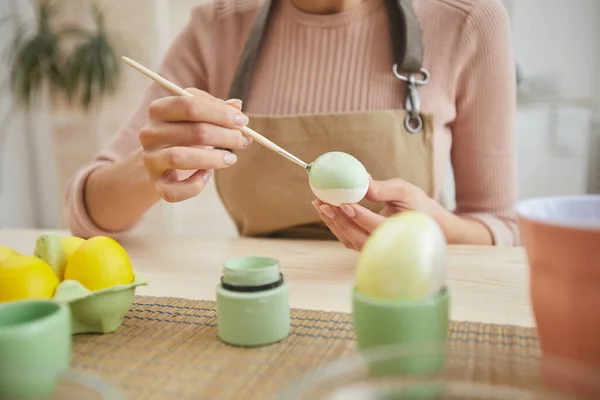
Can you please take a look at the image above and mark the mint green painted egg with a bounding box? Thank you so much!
[308,152,369,206]
[355,211,447,301]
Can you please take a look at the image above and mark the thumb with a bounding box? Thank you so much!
[365,178,410,202]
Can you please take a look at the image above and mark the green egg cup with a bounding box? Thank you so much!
[352,286,450,377]
[53,271,148,334]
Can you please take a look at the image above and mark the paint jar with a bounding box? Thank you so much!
[352,286,450,376]
[216,256,290,347]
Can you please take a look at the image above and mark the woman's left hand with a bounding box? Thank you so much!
[312,177,445,250]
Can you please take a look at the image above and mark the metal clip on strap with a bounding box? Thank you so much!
[393,65,430,134]
[388,0,429,134]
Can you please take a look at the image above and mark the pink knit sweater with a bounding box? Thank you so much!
[64,0,520,246]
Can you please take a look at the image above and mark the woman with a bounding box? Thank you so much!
[64,0,520,248]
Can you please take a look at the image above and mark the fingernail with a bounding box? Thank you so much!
[320,205,336,219]
[341,205,355,218]
[235,114,249,126]
[224,153,238,165]
[225,98,242,105]
[243,135,252,146]
[202,169,213,182]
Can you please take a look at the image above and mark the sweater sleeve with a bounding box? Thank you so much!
[450,0,521,246]
[63,5,213,239]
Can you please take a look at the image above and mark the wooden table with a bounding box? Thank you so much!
[0,229,535,327]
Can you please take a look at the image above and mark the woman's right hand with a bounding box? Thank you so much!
[139,88,252,203]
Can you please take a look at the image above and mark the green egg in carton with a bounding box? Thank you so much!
[35,233,149,334]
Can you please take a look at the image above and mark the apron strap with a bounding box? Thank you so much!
[228,0,425,102]
[228,0,273,102]
[385,0,423,73]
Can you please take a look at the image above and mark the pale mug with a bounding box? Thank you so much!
[0,300,72,399]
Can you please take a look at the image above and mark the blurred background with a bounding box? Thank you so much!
[0,0,599,237]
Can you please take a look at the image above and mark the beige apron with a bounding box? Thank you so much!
[215,0,435,240]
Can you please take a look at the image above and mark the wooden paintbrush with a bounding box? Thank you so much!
[122,56,309,169]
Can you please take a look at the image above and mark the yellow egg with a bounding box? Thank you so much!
[356,211,447,301]
[64,236,134,291]
[0,245,19,263]
[0,255,60,303]
[60,236,86,260]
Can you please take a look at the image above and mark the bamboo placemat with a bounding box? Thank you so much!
[71,296,541,400]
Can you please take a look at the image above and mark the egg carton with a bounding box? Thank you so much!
[53,271,148,334]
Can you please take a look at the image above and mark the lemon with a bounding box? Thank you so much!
[60,236,86,260]
[0,255,60,303]
[0,246,19,263]
[64,236,134,291]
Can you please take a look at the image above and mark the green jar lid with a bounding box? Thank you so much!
[222,257,281,288]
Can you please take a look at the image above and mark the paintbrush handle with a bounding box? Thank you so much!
[122,57,309,169]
